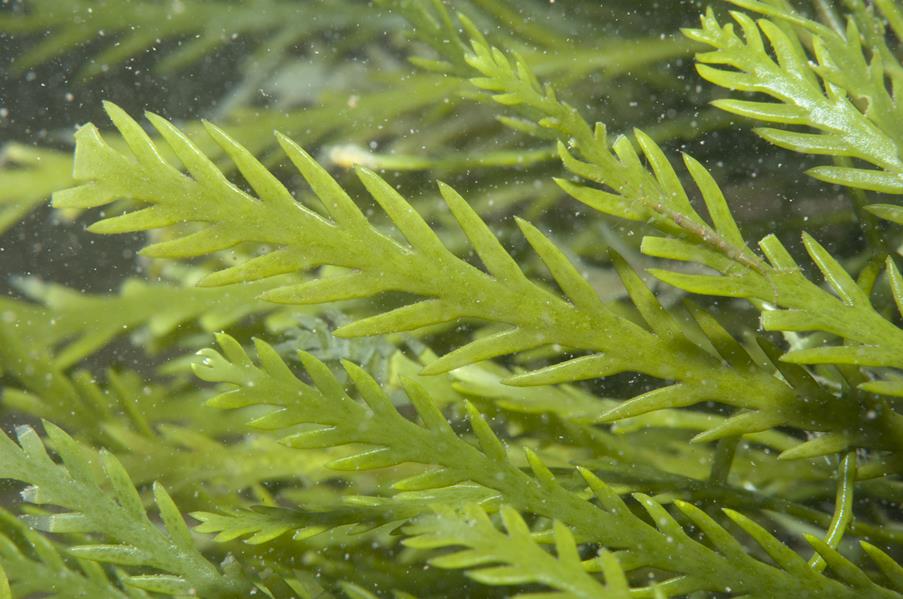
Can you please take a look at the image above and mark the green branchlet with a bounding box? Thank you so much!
[0,422,254,597]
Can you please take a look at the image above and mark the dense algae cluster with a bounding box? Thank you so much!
[0,1,901,597]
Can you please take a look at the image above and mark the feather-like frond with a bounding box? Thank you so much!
[0,423,256,596]
[189,335,898,598]
[53,104,903,456]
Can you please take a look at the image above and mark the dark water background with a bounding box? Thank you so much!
[0,4,247,297]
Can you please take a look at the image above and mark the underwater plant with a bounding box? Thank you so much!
[0,0,901,596]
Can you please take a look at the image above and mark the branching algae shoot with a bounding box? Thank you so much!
[0,1,901,597]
